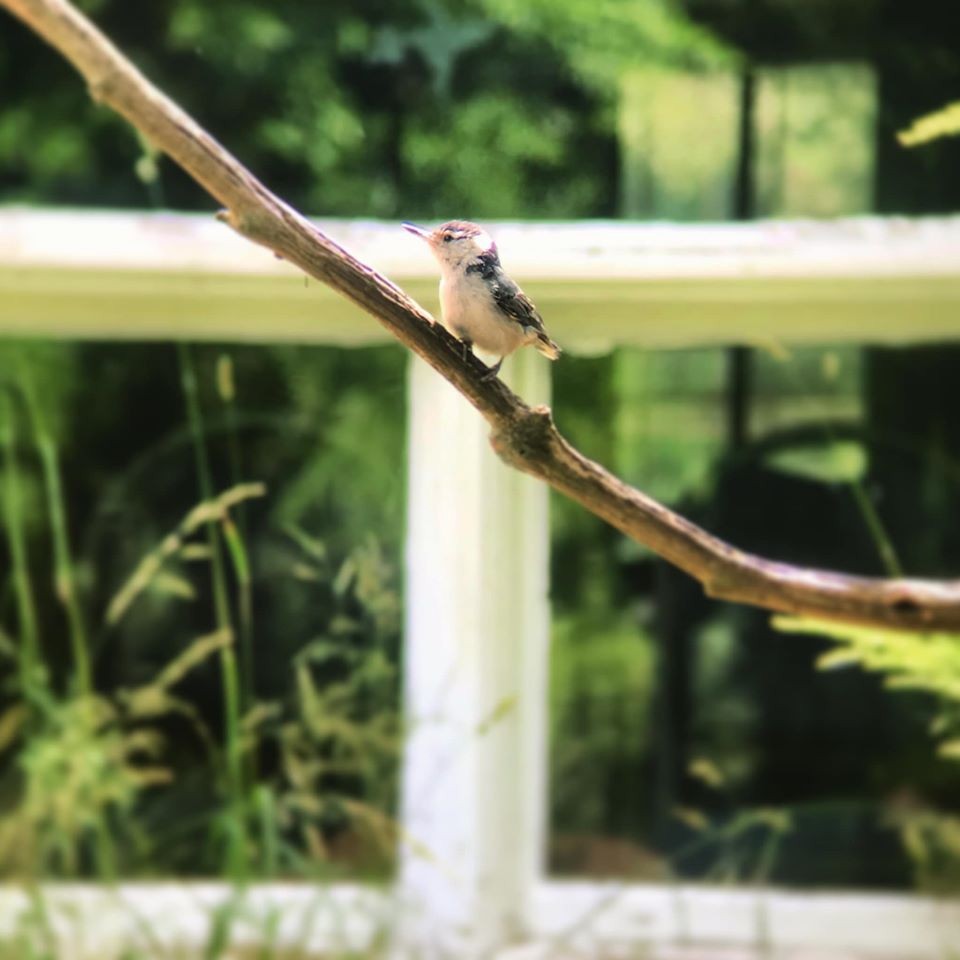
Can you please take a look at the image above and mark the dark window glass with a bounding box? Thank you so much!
[549,344,960,891]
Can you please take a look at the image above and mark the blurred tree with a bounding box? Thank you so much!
[0,0,725,218]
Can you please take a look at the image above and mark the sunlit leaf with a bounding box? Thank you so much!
[765,442,866,485]
[154,628,233,691]
[284,524,328,563]
[0,704,26,754]
[688,757,725,788]
[672,805,709,831]
[815,648,863,670]
[898,102,960,147]
[151,570,196,601]
[216,354,235,403]
[291,562,321,582]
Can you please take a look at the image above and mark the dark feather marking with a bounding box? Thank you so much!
[492,278,547,335]
[464,249,500,280]
[466,250,546,334]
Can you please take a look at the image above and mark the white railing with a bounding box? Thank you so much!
[3,209,960,959]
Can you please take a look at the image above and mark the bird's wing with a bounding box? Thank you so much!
[489,272,548,335]
[467,250,552,337]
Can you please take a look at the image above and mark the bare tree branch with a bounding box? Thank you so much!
[4,0,960,631]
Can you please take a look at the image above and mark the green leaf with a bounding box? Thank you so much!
[688,757,725,789]
[765,442,866,485]
[938,740,960,761]
[898,102,960,147]
[815,648,863,670]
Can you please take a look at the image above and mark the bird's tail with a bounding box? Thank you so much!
[535,332,562,361]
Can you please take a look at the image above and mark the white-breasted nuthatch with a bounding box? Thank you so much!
[402,220,562,380]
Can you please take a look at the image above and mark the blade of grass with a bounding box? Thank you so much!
[222,512,259,791]
[253,784,279,880]
[216,353,256,709]
[0,390,41,700]
[178,344,232,630]
[223,514,255,706]
[17,358,91,696]
[177,342,248,881]
[105,482,265,626]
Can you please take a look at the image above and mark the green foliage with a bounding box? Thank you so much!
[476,0,731,88]
[106,485,267,626]
[550,613,655,835]
[774,617,960,754]
[892,808,960,894]
[0,344,404,888]
[774,616,960,891]
[673,780,793,885]
[273,536,401,876]
[0,0,727,216]
[402,92,607,218]
[0,676,202,878]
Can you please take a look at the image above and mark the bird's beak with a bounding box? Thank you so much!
[402,222,431,241]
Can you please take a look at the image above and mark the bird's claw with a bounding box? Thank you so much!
[479,358,503,382]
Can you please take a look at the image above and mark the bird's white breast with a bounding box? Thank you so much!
[439,271,526,357]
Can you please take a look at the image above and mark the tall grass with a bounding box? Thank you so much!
[217,353,256,709]
[1,389,41,707]
[17,357,91,696]
[1,356,117,880]
[178,342,249,882]
[0,344,403,957]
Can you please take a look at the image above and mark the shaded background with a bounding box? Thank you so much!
[2,0,960,889]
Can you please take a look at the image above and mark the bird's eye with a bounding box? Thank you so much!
[443,234,453,243]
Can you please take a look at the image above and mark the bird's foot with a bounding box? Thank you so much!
[460,338,473,363]
[479,358,503,382]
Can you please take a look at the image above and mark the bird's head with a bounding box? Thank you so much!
[402,220,497,271]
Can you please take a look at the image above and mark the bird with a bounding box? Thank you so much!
[402,220,561,381]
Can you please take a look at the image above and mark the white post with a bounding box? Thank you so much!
[398,351,552,959]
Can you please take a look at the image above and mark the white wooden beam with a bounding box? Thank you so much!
[8,208,960,282]
[399,349,551,957]
[0,882,390,958]
[3,209,960,350]
[527,882,960,958]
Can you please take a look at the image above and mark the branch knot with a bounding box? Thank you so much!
[490,404,555,470]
